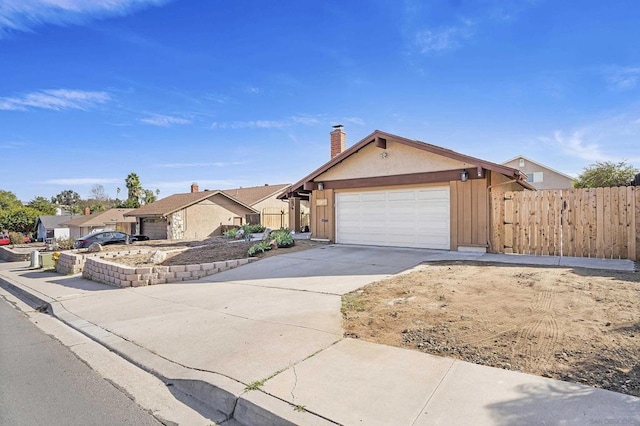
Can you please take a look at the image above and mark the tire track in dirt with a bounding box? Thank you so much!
[511,282,561,371]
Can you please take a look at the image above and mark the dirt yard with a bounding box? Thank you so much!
[342,261,640,397]
[92,238,326,267]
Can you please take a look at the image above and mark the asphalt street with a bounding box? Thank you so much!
[0,298,160,426]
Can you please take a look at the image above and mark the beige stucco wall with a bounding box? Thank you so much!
[503,158,574,190]
[316,140,468,181]
[252,195,290,213]
[182,195,255,239]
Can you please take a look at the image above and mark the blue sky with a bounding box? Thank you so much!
[1,0,639,202]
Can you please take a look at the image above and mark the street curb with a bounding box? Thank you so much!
[0,272,336,426]
[0,273,53,310]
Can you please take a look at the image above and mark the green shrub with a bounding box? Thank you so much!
[56,238,74,250]
[242,224,266,234]
[270,229,294,248]
[247,241,272,256]
[223,228,239,239]
[8,231,24,245]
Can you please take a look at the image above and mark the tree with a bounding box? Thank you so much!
[574,161,638,188]
[142,189,157,205]
[90,184,108,201]
[125,173,143,208]
[0,190,22,210]
[27,196,56,215]
[51,189,81,213]
[0,206,39,235]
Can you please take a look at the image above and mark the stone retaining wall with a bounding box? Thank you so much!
[56,249,256,287]
[56,249,154,275]
[82,256,254,287]
[0,246,31,262]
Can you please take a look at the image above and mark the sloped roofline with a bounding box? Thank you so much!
[280,130,534,198]
[502,155,576,181]
[125,191,259,218]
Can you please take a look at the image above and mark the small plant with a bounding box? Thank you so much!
[56,238,74,250]
[223,228,239,239]
[247,241,272,256]
[294,405,306,412]
[8,231,24,245]
[244,379,266,391]
[242,223,266,234]
[270,228,294,248]
[341,293,365,313]
[52,251,61,268]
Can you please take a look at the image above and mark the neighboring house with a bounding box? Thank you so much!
[280,126,534,252]
[35,215,79,241]
[60,208,137,239]
[501,156,575,190]
[125,188,259,240]
[221,183,309,229]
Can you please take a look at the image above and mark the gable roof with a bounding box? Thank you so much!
[125,191,258,218]
[501,155,576,181]
[36,215,80,229]
[60,209,136,227]
[222,183,290,206]
[281,130,534,198]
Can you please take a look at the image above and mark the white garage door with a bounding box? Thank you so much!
[336,186,450,249]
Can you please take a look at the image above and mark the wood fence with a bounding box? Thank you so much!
[491,187,640,260]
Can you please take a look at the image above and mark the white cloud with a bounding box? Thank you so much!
[548,131,606,162]
[212,114,328,130]
[604,66,640,90]
[153,161,247,168]
[415,20,474,53]
[343,117,365,126]
[42,177,121,185]
[0,0,169,37]
[0,89,110,111]
[150,179,246,191]
[245,87,261,94]
[139,114,191,127]
[543,113,640,164]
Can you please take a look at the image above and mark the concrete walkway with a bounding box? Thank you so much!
[0,246,637,425]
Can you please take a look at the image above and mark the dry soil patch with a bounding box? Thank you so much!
[92,239,326,267]
[342,261,640,397]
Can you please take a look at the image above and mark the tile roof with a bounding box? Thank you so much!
[60,209,136,227]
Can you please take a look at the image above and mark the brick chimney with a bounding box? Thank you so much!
[190,182,199,193]
[330,125,346,158]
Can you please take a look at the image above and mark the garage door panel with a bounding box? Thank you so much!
[336,186,450,250]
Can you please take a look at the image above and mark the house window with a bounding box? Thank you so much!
[519,159,525,167]
[526,172,544,183]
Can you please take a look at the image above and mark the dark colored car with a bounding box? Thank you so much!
[130,234,150,242]
[73,231,130,249]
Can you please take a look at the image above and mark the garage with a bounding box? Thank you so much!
[335,186,450,249]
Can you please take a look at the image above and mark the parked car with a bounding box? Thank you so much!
[73,231,130,249]
[130,234,150,242]
[0,235,32,246]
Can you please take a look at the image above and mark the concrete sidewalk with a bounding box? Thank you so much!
[0,246,638,425]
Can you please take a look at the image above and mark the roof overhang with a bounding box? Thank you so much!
[279,130,535,199]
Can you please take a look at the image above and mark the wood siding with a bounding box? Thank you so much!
[450,178,489,250]
[310,189,335,240]
[492,187,639,260]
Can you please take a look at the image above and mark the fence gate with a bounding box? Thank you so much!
[491,187,639,260]
[261,207,288,229]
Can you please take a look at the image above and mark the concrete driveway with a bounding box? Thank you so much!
[3,245,636,425]
[39,245,435,388]
[206,244,447,294]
